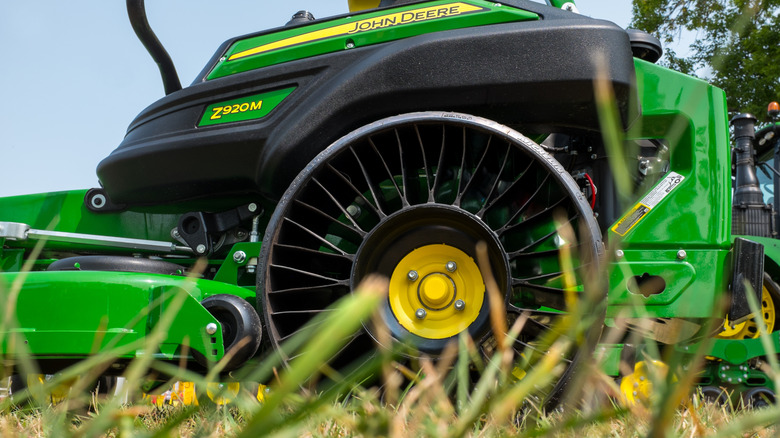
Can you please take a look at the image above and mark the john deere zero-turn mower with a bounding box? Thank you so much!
[1,0,778,408]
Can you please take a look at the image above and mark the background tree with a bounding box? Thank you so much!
[631,0,780,119]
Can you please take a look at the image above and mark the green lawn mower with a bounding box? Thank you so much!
[2,0,779,409]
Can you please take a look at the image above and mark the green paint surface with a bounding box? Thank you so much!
[207,0,538,79]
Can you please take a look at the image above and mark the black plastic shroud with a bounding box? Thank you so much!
[97,0,637,208]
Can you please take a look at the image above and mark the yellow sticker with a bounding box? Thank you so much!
[611,171,685,236]
[228,2,485,61]
[612,203,650,236]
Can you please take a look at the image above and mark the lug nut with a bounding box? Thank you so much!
[408,270,419,281]
[454,299,465,311]
[415,308,427,319]
[206,323,218,335]
[446,261,457,272]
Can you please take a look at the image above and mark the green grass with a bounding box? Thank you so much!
[3,269,780,437]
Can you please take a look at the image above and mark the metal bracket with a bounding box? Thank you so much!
[176,203,262,255]
[729,237,765,323]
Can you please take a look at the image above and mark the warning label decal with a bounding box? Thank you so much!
[611,171,684,236]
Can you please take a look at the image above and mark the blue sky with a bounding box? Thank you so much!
[0,1,631,198]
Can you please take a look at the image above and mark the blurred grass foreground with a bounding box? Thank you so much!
[1,269,780,438]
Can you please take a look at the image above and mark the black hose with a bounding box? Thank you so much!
[126,0,182,95]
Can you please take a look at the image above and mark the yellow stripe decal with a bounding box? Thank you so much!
[228,2,486,61]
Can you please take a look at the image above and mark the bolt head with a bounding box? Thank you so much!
[196,244,207,254]
[677,249,687,260]
[233,251,247,264]
[346,204,361,217]
[446,261,457,272]
[415,308,426,319]
[206,323,218,335]
[408,270,419,281]
[248,203,258,213]
[615,249,624,259]
[639,376,645,381]
[454,299,465,311]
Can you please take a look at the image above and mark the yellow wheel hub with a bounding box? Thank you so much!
[389,244,485,339]
[205,382,241,406]
[620,360,670,405]
[718,283,776,340]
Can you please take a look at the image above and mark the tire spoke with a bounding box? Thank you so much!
[413,124,434,202]
[323,163,384,220]
[292,198,365,240]
[368,137,406,209]
[309,179,368,235]
[282,217,350,256]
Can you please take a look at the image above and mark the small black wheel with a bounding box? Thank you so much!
[95,376,118,396]
[201,294,263,371]
[698,386,730,407]
[7,374,32,407]
[742,387,775,409]
[260,112,605,409]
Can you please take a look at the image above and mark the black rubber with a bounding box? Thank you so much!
[97,2,636,208]
[743,387,775,408]
[699,386,730,407]
[47,255,185,276]
[201,294,263,371]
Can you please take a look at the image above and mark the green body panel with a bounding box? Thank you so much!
[0,271,246,361]
[207,0,538,79]
[606,60,732,319]
[607,249,729,318]
[0,190,178,251]
[0,191,259,363]
[596,344,623,377]
[706,331,780,365]
[617,61,731,247]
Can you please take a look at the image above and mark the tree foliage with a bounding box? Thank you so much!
[631,0,780,118]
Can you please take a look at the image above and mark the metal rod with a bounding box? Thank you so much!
[0,222,192,254]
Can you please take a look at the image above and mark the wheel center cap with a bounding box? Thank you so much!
[387,243,486,340]
[420,274,453,308]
